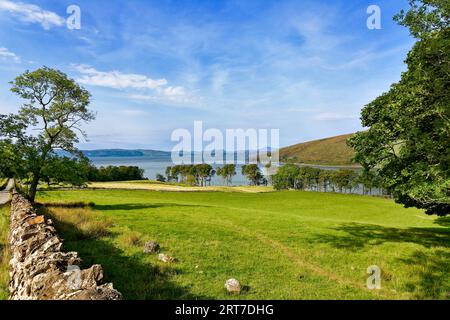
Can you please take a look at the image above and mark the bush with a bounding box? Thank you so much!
[88,165,146,182]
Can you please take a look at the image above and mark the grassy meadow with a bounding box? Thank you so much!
[33,187,449,300]
[88,180,273,193]
[0,205,10,300]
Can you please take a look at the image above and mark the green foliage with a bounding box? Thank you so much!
[41,154,91,187]
[394,0,449,39]
[216,164,236,186]
[165,164,215,186]
[0,67,95,201]
[0,140,16,178]
[272,164,301,190]
[88,165,146,182]
[330,169,359,193]
[349,0,450,215]
[156,174,166,183]
[273,164,368,194]
[241,164,264,186]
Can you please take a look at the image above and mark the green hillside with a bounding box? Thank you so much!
[280,133,357,166]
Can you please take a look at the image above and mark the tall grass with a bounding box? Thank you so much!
[0,205,10,300]
[38,204,113,241]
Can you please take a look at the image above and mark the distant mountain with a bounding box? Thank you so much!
[82,149,145,157]
[139,150,173,158]
[53,136,357,166]
[54,149,171,158]
[280,133,357,166]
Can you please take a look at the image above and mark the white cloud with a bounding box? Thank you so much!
[74,64,168,90]
[74,64,198,106]
[314,112,359,121]
[0,0,65,30]
[129,87,198,105]
[0,47,20,62]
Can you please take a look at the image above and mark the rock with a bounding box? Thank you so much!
[26,215,45,226]
[158,253,176,263]
[225,278,241,294]
[143,241,160,254]
[8,192,122,300]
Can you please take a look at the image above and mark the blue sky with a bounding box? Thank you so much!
[0,0,415,150]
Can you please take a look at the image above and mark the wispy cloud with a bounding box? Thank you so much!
[74,64,198,106]
[129,87,200,106]
[0,47,20,62]
[74,64,168,90]
[0,0,65,30]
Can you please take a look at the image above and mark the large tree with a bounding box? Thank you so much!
[348,0,449,215]
[242,164,264,186]
[216,164,236,186]
[0,67,95,201]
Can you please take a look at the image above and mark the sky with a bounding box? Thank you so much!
[0,0,415,150]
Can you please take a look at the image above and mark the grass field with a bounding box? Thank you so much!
[88,181,272,193]
[35,188,449,300]
[0,205,10,300]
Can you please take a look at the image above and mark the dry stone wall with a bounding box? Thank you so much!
[8,192,122,300]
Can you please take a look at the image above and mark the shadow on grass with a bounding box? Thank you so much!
[38,206,211,300]
[93,203,212,211]
[39,201,213,212]
[40,202,95,208]
[310,223,449,251]
[398,250,450,299]
[311,223,450,299]
[435,216,450,227]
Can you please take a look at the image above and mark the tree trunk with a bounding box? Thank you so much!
[28,172,40,202]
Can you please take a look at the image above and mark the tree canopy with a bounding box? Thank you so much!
[348,0,449,215]
[0,67,95,201]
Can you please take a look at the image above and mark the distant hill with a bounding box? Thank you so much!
[280,133,357,166]
[55,149,171,159]
[82,149,145,157]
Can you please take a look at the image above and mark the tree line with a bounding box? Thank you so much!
[87,164,145,182]
[159,164,269,187]
[272,164,385,195]
[1,150,146,188]
[161,164,216,186]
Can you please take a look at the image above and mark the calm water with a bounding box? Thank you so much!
[89,156,382,195]
[89,156,249,186]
